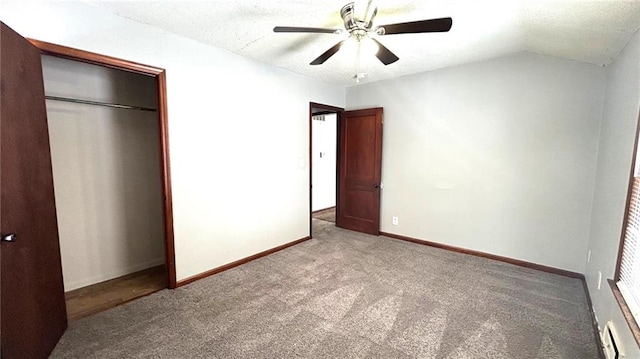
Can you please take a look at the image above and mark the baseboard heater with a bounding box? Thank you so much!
[602,321,622,359]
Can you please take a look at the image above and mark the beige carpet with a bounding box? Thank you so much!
[312,207,335,223]
[50,219,599,358]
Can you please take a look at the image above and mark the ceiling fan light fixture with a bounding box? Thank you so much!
[340,36,378,57]
[340,38,356,60]
[362,37,379,55]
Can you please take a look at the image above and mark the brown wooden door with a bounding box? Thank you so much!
[336,108,383,235]
[1,22,67,358]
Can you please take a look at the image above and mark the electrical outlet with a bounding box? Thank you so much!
[392,216,398,226]
[588,250,591,263]
[598,271,602,290]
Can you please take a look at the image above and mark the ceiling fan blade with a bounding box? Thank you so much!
[274,26,342,34]
[310,40,346,65]
[377,17,452,35]
[371,39,399,65]
[356,0,377,28]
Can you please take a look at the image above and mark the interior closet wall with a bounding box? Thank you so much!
[42,55,165,291]
[311,113,337,212]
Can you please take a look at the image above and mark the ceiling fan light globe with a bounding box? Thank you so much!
[362,37,379,55]
[341,37,357,53]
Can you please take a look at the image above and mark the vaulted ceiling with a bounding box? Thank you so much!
[84,0,640,86]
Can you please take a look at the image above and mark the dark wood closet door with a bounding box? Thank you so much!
[1,22,67,358]
[336,108,383,235]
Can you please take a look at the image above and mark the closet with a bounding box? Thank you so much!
[41,55,167,320]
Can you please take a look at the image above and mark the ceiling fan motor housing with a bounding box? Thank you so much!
[341,2,377,40]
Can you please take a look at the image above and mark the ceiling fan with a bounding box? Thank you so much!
[273,1,452,67]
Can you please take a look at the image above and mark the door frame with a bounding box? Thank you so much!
[309,102,344,237]
[27,39,177,289]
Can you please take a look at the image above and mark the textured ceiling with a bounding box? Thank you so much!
[83,0,640,87]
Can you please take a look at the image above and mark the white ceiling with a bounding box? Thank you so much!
[83,0,640,87]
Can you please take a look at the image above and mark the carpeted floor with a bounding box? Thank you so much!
[50,219,599,358]
[312,207,335,223]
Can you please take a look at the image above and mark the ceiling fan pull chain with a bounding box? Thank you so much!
[355,40,363,82]
[356,41,361,78]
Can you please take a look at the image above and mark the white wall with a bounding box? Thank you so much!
[347,53,606,273]
[586,30,640,358]
[42,55,165,291]
[0,1,344,282]
[312,113,337,211]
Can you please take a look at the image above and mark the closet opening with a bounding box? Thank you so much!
[31,39,176,321]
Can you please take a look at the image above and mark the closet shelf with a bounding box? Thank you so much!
[45,95,156,112]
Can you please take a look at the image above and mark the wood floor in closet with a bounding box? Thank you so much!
[65,265,166,321]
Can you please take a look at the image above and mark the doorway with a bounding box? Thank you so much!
[309,102,343,237]
[31,40,177,319]
[309,103,384,238]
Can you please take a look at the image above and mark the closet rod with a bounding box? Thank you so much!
[45,95,157,112]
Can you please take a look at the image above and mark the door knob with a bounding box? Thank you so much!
[373,184,380,188]
[2,233,16,242]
